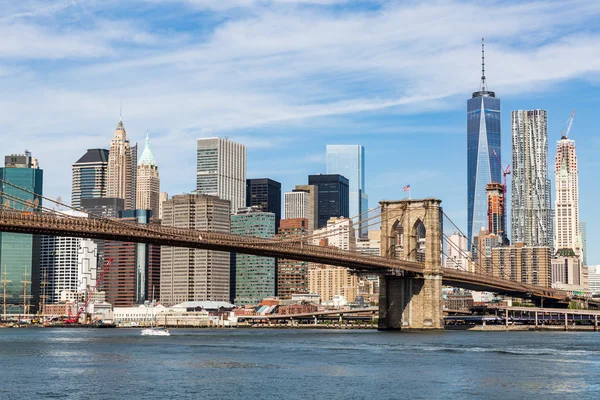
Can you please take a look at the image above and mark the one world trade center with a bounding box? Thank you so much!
[467,38,502,251]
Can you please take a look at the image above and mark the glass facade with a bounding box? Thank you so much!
[308,174,350,229]
[467,93,501,250]
[0,155,43,315]
[246,178,281,230]
[231,210,275,305]
[71,149,109,209]
[326,145,368,237]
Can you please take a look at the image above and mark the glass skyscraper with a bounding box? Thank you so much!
[71,148,109,209]
[308,174,350,229]
[326,145,368,238]
[0,153,43,315]
[467,39,501,251]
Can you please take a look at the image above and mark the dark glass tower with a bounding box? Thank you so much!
[71,148,109,209]
[308,174,349,229]
[467,38,501,251]
[246,178,281,230]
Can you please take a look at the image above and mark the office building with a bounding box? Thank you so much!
[486,182,507,244]
[326,145,368,237]
[492,243,551,287]
[277,218,310,299]
[551,248,585,295]
[104,210,160,307]
[588,265,600,297]
[467,38,502,250]
[71,149,109,209]
[312,217,356,251]
[160,194,231,305]
[308,174,349,229]
[40,210,98,304]
[158,192,168,220]
[554,131,582,256]
[356,230,381,257]
[231,207,275,305]
[309,266,358,303]
[136,133,160,217]
[511,110,552,247]
[246,178,281,229]
[196,137,246,213]
[107,119,137,209]
[0,153,43,315]
[284,190,310,223]
[445,233,470,272]
[292,185,318,232]
[81,197,125,265]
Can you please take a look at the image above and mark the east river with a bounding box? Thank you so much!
[1,328,599,399]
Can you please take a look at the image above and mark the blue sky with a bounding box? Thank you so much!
[1,0,599,263]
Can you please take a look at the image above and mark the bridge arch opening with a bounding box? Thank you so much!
[390,220,405,260]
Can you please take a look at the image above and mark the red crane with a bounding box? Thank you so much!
[492,149,511,193]
[65,257,113,324]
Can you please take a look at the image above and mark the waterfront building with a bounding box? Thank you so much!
[308,174,349,229]
[0,153,43,315]
[551,249,586,295]
[246,178,281,230]
[326,145,368,238]
[292,185,318,232]
[284,190,310,223]
[231,207,275,305]
[196,137,246,213]
[106,118,137,210]
[467,38,502,250]
[71,149,109,209]
[158,192,168,220]
[308,266,358,303]
[312,217,356,251]
[136,133,160,217]
[160,194,231,305]
[103,210,160,307]
[486,183,507,244]
[276,218,310,299]
[511,110,553,247]
[491,243,551,287]
[40,210,98,304]
[445,232,471,272]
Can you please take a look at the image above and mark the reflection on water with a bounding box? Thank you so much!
[0,329,599,400]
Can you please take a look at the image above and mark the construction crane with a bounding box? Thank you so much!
[65,257,113,324]
[492,149,511,193]
[561,109,576,139]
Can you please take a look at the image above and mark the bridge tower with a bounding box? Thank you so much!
[378,198,443,330]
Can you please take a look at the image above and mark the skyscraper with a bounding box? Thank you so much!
[103,210,161,307]
[554,127,581,255]
[136,133,160,216]
[467,38,502,250]
[246,178,281,229]
[326,145,368,237]
[308,174,349,229]
[511,110,553,247]
[196,137,246,213]
[71,149,109,209]
[160,194,231,304]
[107,119,136,209]
[293,184,318,232]
[486,182,507,244]
[284,191,310,222]
[0,153,43,315]
[231,207,276,305]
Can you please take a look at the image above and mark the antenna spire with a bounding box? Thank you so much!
[481,36,486,91]
[119,99,122,122]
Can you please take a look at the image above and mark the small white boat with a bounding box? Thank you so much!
[141,327,170,336]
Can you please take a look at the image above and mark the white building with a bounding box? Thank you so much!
[445,233,470,271]
[40,210,98,304]
[113,304,210,327]
[284,191,310,222]
[196,137,246,213]
[588,265,600,297]
[312,217,356,251]
[356,230,380,256]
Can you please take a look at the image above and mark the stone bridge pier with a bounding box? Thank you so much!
[378,199,444,330]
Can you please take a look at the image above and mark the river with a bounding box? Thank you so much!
[0,328,598,399]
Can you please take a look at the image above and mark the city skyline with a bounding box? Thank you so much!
[1,1,599,264]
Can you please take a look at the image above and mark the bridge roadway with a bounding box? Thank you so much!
[0,210,567,302]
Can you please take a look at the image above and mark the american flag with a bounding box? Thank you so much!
[403,185,410,192]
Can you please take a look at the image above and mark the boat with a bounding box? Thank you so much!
[141,289,170,336]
